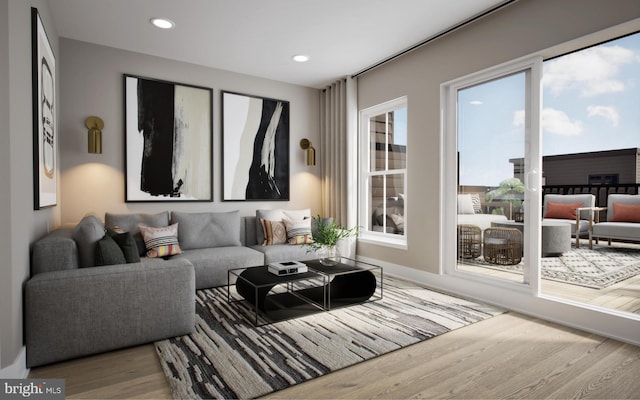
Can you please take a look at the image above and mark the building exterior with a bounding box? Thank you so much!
[510,148,640,186]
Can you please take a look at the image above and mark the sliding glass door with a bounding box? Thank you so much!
[442,57,542,289]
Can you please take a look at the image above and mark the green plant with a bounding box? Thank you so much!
[306,215,359,251]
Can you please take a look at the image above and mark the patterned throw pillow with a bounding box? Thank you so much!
[284,218,314,245]
[260,219,287,246]
[138,223,182,258]
[470,193,483,214]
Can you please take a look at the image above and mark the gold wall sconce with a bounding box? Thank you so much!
[299,138,316,166]
[85,116,104,154]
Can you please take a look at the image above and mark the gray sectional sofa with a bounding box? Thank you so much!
[25,209,319,367]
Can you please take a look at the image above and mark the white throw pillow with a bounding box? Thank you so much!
[457,194,475,215]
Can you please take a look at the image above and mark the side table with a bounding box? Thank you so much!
[483,227,522,265]
[457,224,482,259]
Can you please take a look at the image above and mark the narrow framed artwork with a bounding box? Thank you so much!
[124,74,213,202]
[32,7,57,209]
[222,91,290,201]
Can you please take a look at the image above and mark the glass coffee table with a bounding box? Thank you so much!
[227,258,383,326]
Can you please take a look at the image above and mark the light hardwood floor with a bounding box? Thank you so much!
[30,312,640,399]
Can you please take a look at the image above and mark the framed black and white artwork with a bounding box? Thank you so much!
[222,91,290,201]
[32,7,57,210]
[124,74,213,202]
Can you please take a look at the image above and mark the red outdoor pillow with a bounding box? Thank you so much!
[544,201,582,220]
[610,203,640,223]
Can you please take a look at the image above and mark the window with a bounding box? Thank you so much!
[442,56,542,287]
[588,174,619,185]
[359,97,407,247]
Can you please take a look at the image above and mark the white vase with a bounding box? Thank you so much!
[319,245,340,266]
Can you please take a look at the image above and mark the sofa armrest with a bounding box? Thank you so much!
[24,262,195,367]
[31,228,79,275]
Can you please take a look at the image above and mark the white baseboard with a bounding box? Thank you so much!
[0,346,28,379]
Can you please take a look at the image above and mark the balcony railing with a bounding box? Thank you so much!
[542,183,640,207]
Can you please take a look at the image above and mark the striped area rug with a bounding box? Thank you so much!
[155,277,503,399]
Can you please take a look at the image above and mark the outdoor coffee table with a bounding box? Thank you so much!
[228,258,383,326]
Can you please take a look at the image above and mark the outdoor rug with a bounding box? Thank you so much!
[462,243,640,289]
[155,277,503,399]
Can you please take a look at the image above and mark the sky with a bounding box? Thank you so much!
[458,32,640,187]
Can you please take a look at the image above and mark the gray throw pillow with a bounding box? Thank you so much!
[107,229,140,263]
[72,215,105,268]
[171,210,241,250]
[105,212,169,256]
[94,234,127,266]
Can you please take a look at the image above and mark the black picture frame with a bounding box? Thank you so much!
[32,7,57,210]
[221,91,290,201]
[124,74,213,202]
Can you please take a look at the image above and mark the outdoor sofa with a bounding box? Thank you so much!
[542,193,595,247]
[590,194,640,248]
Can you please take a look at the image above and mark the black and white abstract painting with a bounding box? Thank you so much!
[32,7,57,210]
[124,75,212,202]
[222,91,290,201]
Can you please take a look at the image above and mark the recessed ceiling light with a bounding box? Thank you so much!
[292,55,310,63]
[150,17,175,29]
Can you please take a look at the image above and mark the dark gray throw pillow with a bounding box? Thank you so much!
[94,234,127,266]
[107,229,140,263]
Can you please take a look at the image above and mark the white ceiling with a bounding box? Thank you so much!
[48,0,509,88]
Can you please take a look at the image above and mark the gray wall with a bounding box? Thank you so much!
[1,0,60,372]
[356,0,640,272]
[59,39,321,224]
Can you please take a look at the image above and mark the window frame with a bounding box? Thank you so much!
[358,96,408,249]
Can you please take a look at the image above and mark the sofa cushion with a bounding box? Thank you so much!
[171,210,241,250]
[105,212,169,256]
[95,234,127,266]
[72,215,106,268]
[139,223,182,258]
[255,209,311,245]
[610,203,640,223]
[174,246,264,289]
[107,229,140,263]
[592,222,640,241]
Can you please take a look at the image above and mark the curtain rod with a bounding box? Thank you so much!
[351,0,519,78]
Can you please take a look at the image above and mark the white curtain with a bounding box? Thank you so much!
[320,77,357,227]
